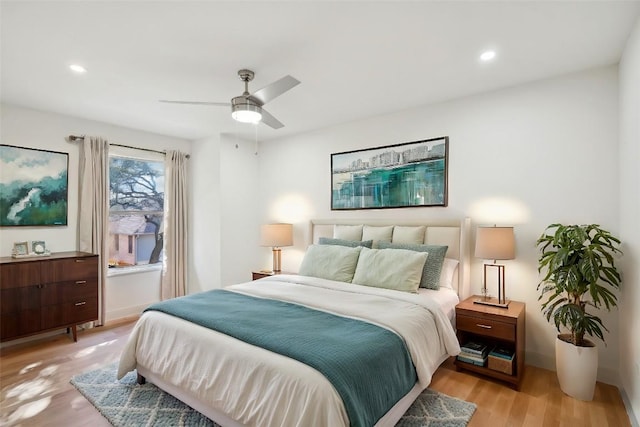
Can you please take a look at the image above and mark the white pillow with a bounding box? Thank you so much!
[299,244,362,283]
[333,225,363,241]
[351,247,428,293]
[439,258,459,289]
[392,226,426,244]
[362,225,393,242]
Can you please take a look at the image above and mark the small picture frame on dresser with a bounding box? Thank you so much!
[12,241,29,256]
[31,240,46,254]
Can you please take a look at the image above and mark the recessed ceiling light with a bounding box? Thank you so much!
[69,64,87,73]
[480,50,496,62]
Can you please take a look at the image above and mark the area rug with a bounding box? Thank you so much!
[71,363,476,426]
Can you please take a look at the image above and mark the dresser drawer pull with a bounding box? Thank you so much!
[75,302,86,306]
[75,280,87,285]
[476,324,492,329]
[75,259,85,263]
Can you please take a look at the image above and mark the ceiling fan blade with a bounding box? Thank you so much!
[260,108,285,129]
[159,100,230,107]
[250,75,300,105]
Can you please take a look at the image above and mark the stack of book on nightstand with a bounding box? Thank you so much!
[457,341,489,366]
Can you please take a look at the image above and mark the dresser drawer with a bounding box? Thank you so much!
[41,256,99,283]
[64,300,98,324]
[41,300,98,328]
[40,280,98,305]
[457,314,515,341]
[0,261,41,289]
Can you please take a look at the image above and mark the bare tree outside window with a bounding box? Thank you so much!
[108,157,164,268]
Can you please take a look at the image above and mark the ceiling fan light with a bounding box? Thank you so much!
[232,108,262,124]
[231,99,262,124]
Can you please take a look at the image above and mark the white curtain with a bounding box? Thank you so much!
[78,136,109,326]
[161,150,189,300]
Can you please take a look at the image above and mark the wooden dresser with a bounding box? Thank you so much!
[0,251,98,342]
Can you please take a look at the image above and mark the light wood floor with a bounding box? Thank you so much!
[0,318,631,427]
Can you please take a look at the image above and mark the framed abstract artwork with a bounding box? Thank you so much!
[0,144,69,226]
[331,136,448,210]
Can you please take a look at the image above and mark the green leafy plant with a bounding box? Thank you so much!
[537,224,622,347]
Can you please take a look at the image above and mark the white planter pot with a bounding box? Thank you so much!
[555,335,598,401]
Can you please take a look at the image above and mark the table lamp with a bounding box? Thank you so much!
[474,225,515,308]
[260,223,293,273]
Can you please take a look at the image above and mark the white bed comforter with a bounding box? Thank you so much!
[118,275,460,427]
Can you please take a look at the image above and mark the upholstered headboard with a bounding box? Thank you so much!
[309,218,472,299]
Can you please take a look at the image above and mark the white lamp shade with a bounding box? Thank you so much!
[260,223,293,247]
[475,226,515,260]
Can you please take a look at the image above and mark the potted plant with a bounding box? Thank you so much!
[536,223,622,401]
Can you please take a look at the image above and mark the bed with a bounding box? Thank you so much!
[118,218,471,427]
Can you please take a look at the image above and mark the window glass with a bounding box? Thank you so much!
[108,156,164,268]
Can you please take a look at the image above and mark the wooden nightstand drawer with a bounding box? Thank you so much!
[457,314,515,341]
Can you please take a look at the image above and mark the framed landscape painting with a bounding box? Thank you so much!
[0,144,69,226]
[331,136,448,210]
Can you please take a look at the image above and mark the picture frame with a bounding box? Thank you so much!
[0,144,69,227]
[32,240,46,254]
[12,241,29,256]
[331,136,448,210]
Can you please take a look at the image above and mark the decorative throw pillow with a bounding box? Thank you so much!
[377,242,448,290]
[299,245,362,283]
[318,237,373,249]
[333,225,363,241]
[351,247,428,293]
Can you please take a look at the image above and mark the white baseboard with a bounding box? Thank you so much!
[620,387,640,427]
[526,350,620,386]
[105,304,147,323]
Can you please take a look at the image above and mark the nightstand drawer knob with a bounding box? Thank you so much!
[75,280,87,284]
[75,301,86,306]
[476,323,492,329]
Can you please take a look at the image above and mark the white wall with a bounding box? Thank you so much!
[189,132,261,291]
[219,134,260,285]
[619,17,640,424]
[0,104,191,321]
[189,134,222,293]
[254,66,622,385]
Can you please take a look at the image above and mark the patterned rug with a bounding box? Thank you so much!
[71,363,476,426]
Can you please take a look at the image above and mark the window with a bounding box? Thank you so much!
[108,156,164,269]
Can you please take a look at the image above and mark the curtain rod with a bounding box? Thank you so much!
[67,134,190,158]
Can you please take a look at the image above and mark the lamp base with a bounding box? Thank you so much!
[272,248,282,273]
[474,296,510,308]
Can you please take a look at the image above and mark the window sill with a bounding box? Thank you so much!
[107,264,163,277]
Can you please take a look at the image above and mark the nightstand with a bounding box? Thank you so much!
[251,271,294,281]
[454,295,525,390]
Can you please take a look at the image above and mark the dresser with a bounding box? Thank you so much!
[0,251,99,342]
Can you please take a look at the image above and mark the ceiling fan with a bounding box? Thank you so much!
[160,69,300,129]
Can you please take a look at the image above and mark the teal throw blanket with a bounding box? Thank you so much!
[145,289,417,427]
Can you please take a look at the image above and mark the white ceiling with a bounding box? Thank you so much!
[2,1,639,142]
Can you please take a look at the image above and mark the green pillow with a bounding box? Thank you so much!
[318,237,373,248]
[299,245,362,283]
[377,242,448,290]
[351,247,428,293]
